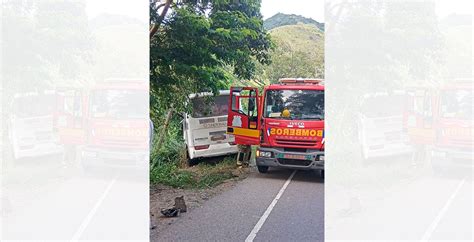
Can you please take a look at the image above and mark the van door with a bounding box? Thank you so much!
[227,87,260,145]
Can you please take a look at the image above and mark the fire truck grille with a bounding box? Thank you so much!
[101,139,143,148]
[275,139,317,147]
[449,139,473,147]
[278,158,312,166]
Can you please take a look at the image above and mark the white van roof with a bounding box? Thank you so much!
[188,90,230,99]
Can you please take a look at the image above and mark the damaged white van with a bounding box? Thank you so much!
[183,90,238,162]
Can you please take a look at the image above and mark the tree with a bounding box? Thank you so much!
[149,0,173,38]
[149,0,272,153]
[2,0,92,92]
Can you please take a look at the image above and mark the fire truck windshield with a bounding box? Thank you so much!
[264,89,324,120]
[440,89,473,120]
[90,90,147,119]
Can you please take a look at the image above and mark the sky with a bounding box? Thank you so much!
[261,0,325,22]
[85,0,472,23]
[434,0,473,18]
[84,0,326,22]
[86,0,148,22]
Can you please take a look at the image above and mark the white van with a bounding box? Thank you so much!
[358,92,413,160]
[183,90,238,160]
[8,91,63,160]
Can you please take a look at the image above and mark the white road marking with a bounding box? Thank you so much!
[245,170,297,242]
[420,177,466,242]
[70,174,118,242]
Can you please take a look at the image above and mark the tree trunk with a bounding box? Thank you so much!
[154,108,174,153]
[150,0,172,39]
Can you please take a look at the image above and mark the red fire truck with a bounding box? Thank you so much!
[404,80,472,173]
[430,80,472,172]
[227,78,325,174]
[55,79,149,168]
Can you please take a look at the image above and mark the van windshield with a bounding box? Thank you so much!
[360,95,405,118]
[264,90,324,120]
[191,95,229,118]
[13,94,55,118]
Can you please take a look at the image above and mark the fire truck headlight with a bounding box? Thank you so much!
[258,151,272,158]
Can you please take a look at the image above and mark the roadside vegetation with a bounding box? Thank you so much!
[149,0,271,187]
[151,155,242,189]
[149,0,325,188]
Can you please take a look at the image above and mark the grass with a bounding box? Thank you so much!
[150,156,242,189]
[149,118,246,189]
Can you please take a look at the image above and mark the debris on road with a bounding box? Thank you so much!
[173,195,187,213]
[161,208,180,217]
[160,196,188,217]
[150,170,249,234]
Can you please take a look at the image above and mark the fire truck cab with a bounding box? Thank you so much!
[227,78,325,174]
[56,79,149,168]
[403,80,473,173]
[431,80,473,172]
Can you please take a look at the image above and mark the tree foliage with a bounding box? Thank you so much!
[149,0,272,119]
[2,0,92,92]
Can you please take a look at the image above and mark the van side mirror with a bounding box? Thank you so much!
[176,112,185,119]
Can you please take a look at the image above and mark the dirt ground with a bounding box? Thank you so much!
[149,166,251,235]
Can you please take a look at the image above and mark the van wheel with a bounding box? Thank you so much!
[188,158,200,167]
[257,165,269,173]
[185,148,197,167]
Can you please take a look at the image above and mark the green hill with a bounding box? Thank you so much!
[270,23,324,54]
[264,13,324,31]
[255,23,324,83]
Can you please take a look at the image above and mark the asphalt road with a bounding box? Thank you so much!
[326,154,473,241]
[153,168,325,242]
[1,154,148,241]
[3,154,471,241]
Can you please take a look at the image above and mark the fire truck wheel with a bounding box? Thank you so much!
[257,165,269,173]
[319,170,325,178]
